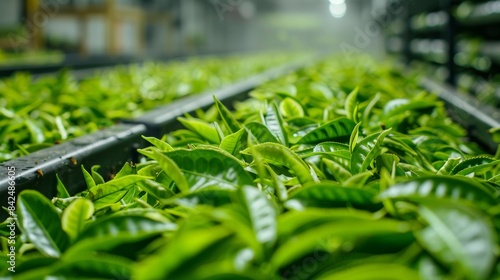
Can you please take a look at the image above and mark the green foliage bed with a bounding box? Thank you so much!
[1,54,499,279]
[0,50,64,66]
[0,53,296,162]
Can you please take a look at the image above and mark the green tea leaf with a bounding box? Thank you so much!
[214,96,241,133]
[24,119,45,144]
[271,218,410,269]
[133,226,231,279]
[437,157,461,175]
[279,97,304,118]
[264,103,288,146]
[77,214,175,242]
[245,122,280,144]
[81,165,96,189]
[297,118,356,145]
[351,129,392,174]
[322,158,352,183]
[220,128,247,157]
[450,157,499,176]
[383,99,435,119]
[85,175,151,208]
[13,254,133,280]
[314,142,350,153]
[267,165,288,202]
[362,92,380,125]
[18,190,70,257]
[178,117,219,144]
[57,254,133,279]
[343,171,374,187]
[114,162,136,179]
[168,187,233,207]
[285,181,380,211]
[376,154,405,177]
[240,186,277,246]
[379,176,497,209]
[418,254,448,280]
[120,185,139,205]
[55,116,68,140]
[277,208,375,239]
[56,174,70,198]
[62,198,94,241]
[142,135,174,152]
[91,165,105,185]
[65,214,174,257]
[164,148,254,191]
[138,179,176,200]
[416,203,497,280]
[243,143,314,185]
[148,149,191,193]
[52,196,80,210]
[349,122,362,153]
[317,263,420,280]
[214,121,226,141]
[345,87,359,121]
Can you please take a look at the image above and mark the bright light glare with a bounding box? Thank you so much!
[330,3,347,18]
[329,0,345,4]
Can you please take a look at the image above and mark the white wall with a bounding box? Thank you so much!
[45,17,80,45]
[0,0,21,27]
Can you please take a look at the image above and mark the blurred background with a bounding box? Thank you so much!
[0,0,499,101]
[0,0,384,57]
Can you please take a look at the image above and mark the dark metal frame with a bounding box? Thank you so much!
[391,0,500,152]
[421,78,500,152]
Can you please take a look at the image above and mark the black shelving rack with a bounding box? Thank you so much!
[384,0,500,152]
